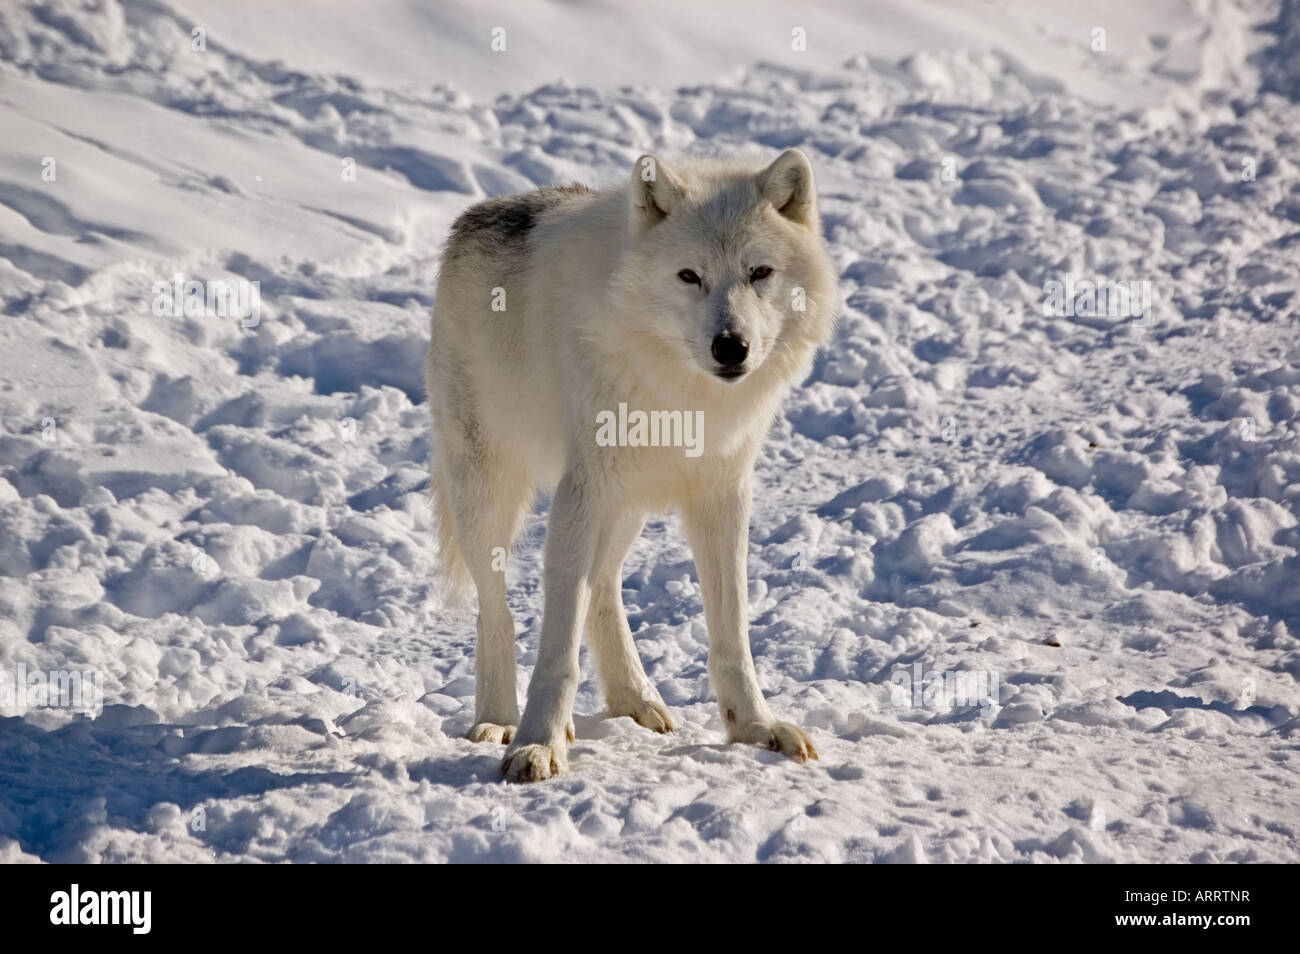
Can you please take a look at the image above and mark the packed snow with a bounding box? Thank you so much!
[0,0,1298,863]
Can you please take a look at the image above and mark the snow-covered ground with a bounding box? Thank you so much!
[1,0,1298,863]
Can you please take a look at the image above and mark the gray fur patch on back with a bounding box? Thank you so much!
[444,184,591,263]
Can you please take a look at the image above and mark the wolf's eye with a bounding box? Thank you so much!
[678,269,701,285]
[749,265,774,282]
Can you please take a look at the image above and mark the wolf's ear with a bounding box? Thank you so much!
[630,154,685,232]
[757,148,817,226]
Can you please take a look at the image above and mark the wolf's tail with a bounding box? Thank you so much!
[432,464,473,609]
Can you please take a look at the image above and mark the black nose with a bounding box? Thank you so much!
[711,332,749,369]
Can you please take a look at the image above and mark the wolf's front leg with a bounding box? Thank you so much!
[682,474,818,763]
[502,471,606,782]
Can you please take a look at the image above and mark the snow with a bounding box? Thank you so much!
[1,0,1298,863]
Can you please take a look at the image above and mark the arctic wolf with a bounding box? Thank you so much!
[427,149,837,782]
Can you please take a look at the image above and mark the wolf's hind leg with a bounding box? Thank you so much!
[586,512,675,733]
[441,453,531,744]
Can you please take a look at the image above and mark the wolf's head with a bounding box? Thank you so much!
[613,150,837,388]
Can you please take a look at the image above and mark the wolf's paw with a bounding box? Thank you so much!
[501,743,567,783]
[609,692,676,734]
[737,721,819,764]
[467,722,516,745]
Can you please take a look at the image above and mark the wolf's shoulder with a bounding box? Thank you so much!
[444,184,595,261]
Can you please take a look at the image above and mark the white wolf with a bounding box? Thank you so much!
[426,149,838,782]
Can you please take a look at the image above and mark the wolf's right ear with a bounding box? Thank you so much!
[629,154,685,233]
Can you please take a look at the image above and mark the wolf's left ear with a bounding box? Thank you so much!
[757,148,817,226]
